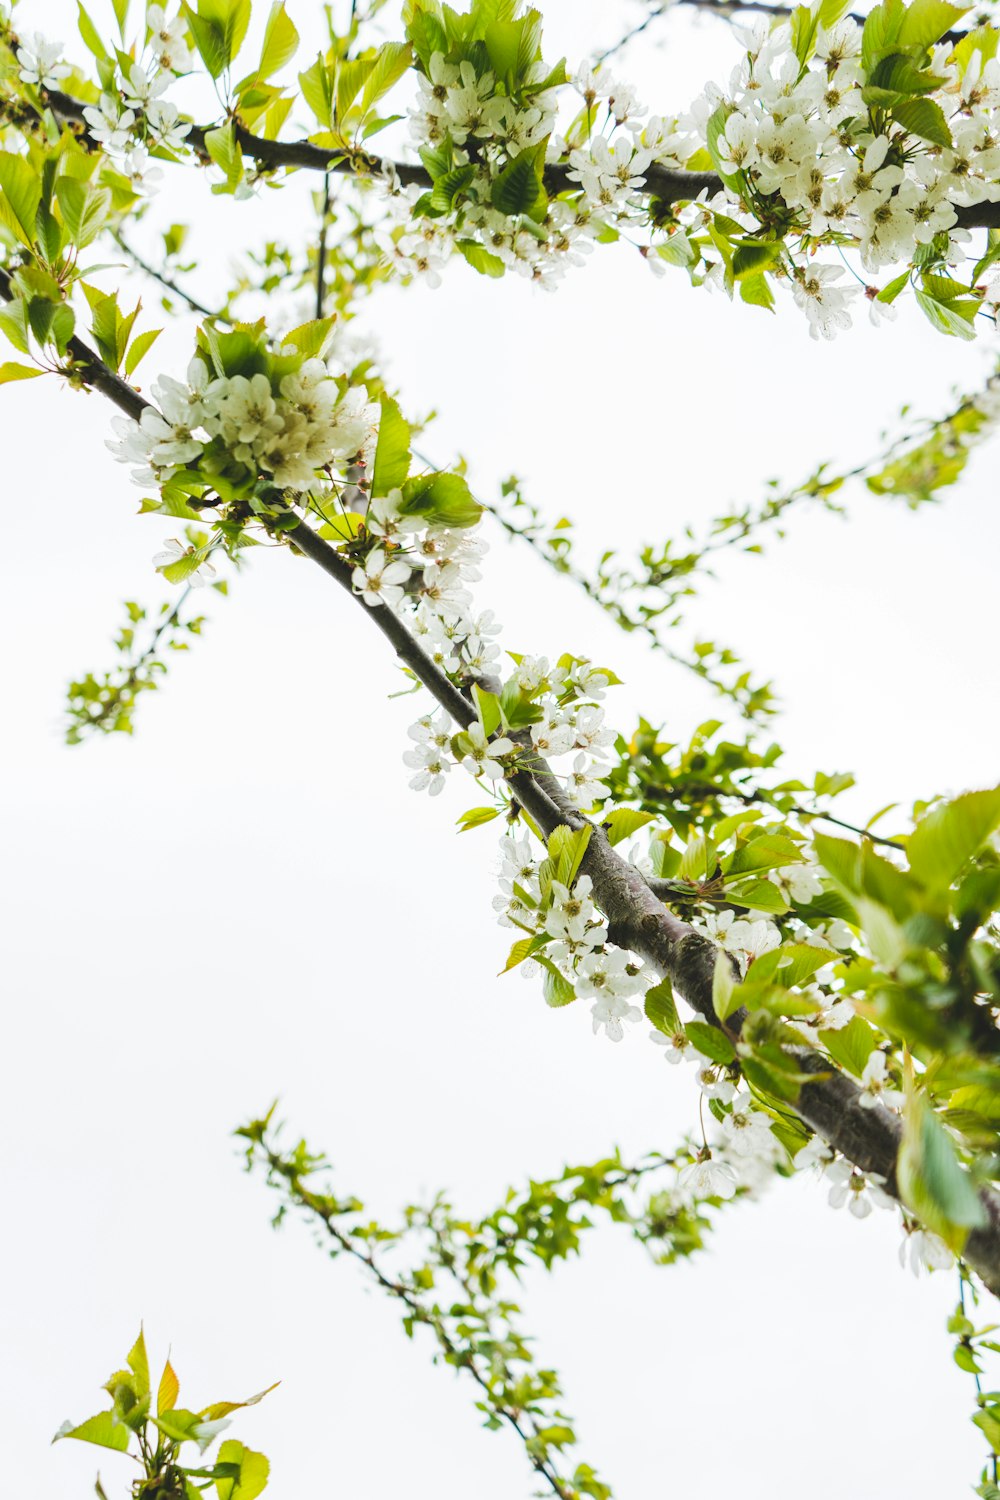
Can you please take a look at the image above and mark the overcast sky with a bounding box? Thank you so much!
[4,2,1000,1497]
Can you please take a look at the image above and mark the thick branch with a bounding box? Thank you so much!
[40,90,1000,232]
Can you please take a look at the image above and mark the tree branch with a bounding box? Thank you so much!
[14,269,1000,1296]
[39,90,1000,233]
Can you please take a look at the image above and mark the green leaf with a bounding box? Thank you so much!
[183,6,229,77]
[128,1329,150,1398]
[893,96,952,146]
[538,954,575,1007]
[603,808,654,846]
[908,787,1000,889]
[491,152,544,217]
[548,824,592,888]
[125,327,162,377]
[400,471,482,527]
[299,56,334,127]
[456,805,501,832]
[205,123,245,191]
[898,1091,986,1245]
[457,239,506,277]
[0,152,41,249]
[359,41,413,115]
[862,0,905,72]
[281,316,336,359]
[0,361,42,383]
[915,288,978,339]
[55,178,112,249]
[484,19,521,79]
[739,272,776,311]
[371,394,411,498]
[713,952,739,1022]
[158,1360,181,1416]
[215,1441,270,1500]
[78,2,112,62]
[732,241,782,280]
[473,684,501,737]
[53,1412,130,1453]
[644,976,680,1036]
[112,0,130,32]
[684,1021,736,1065]
[258,1,299,78]
[897,0,968,52]
[430,165,476,211]
[335,56,376,122]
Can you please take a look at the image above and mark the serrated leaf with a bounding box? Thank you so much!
[0,152,41,249]
[158,1360,181,1416]
[457,239,506,277]
[53,1412,130,1453]
[401,471,482,527]
[457,805,501,832]
[125,327,162,377]
[897,0,968,53]
[684,1021,736,1064]
[371,394,411,498]
[0,360,42,382]
[713,952,739,1022]
[215,1440,270,1500]
[603,808,654,846]
[644,976,680,1035]
[538,954,575,1007]
[898,1091,986,1245]
[491,152,543,217]
[893,96,952,146]
[908,787,1000,889]
[359,41,412,115]
[258,1,299,78]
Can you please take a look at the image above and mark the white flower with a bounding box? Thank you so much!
[649,1028,693,1064]
[826,1159,892,1218]
[545,877,597,942]
[402,741,450,796]
[17,32,69,89]
[146,4,194,72]
[577,947,645,999]
[858,1051,901,1111]
[679,1155,738,1201]
[463,722,514,780]
[590,992,643,1042]
[778,862,823,903]
[122,62,171,111]
[566,751,606,807]
[899,1225,954,1276]
[82,94,137,150]
[722,1093,777,1158]
[145,98,191,151]
[694,1062,737,1103]
[152,538,216,586]
[794,1136,835,1175]
[352,548,411,608]
[791,263,856,341]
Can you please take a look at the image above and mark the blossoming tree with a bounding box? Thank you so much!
[6,0,1000,1493]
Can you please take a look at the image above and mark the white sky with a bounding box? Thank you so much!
[3,1,1000,1497]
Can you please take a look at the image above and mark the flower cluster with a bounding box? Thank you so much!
[687,16,1000,336]
[78,6,192,195]
[108,354,379,496]
[383,50,691,290]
